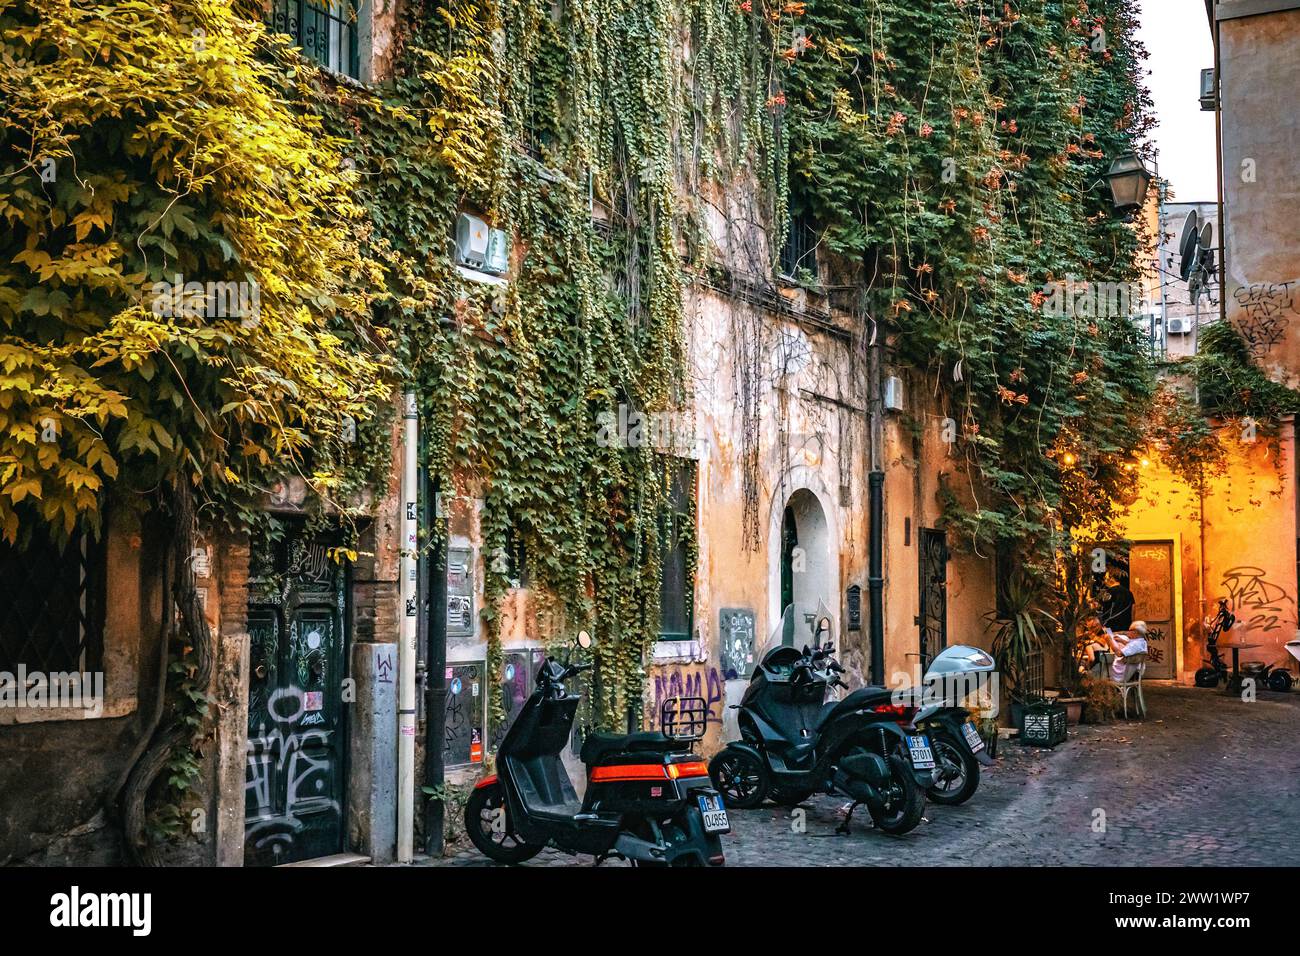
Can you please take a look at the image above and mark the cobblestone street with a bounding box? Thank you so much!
[434,685,1300,867]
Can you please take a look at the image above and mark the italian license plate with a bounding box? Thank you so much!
[907,735,935,770]
[697,793,730,833]
[962,720,986,752]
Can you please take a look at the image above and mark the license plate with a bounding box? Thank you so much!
[907,734,935,770]
[962,720,985,752]
[697,794,730,833]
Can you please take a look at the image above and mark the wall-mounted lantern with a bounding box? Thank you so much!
[1103,151,1154,217]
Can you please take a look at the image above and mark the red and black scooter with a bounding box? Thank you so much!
[465,631,727,866]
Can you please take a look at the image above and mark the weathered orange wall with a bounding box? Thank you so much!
[1119,423,1297,681]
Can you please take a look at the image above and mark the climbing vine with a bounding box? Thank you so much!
[6,0,1166,751]
[273,0,1164,722]
[779,0,1157,564]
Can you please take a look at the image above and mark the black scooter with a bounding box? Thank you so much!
[465,631,727,866]
[1195,598,1295,692]
[708,612,926,836]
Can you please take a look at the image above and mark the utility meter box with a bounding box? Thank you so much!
[482,227,510,275]
[1199,68,1216,112]
[883,374,905,412]
[455,213,490,269]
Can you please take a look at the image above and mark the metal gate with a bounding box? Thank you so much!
[918,529,948,669]
[244,524,349,866]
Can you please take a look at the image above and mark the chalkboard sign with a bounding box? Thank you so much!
[846,584,862,631]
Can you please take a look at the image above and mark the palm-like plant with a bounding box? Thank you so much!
[985,572,1054,701]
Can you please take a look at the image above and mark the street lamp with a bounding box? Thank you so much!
[1103,151,1153,216]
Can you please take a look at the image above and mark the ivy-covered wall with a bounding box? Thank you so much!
[0,0,1159,860]
[285,0,1157,739]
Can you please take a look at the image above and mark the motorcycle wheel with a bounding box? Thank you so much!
[708,748,769,809]
[1194,667,1221,688]
[464,781,545,864]
[926,733,980,806]
[865,754,925,835]
[768,785,816,808]
[1268,670,1294,693]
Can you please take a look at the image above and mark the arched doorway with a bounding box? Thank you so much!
[775,488,835,647]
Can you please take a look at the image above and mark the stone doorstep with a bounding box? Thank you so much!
[275,852,371,868]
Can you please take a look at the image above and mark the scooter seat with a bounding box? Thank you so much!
[580,731,679,765]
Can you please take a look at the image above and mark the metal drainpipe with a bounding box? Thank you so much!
[867,290,886,687]
[868,471,885,687]
[397,392,418,862]
[423,473,448,857]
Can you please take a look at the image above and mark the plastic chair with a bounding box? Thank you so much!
[1111,652,1147,719]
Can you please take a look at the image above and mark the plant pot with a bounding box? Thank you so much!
[1057,696,1085,724]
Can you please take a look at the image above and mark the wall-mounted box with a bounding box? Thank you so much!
[884,375,905,412]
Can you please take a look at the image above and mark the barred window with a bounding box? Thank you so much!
[779,209,819,283]
[0,528,106,675]
[658,461,695,643]
[267,1,361,79]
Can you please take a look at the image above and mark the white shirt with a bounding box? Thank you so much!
[1111,637,1147,682]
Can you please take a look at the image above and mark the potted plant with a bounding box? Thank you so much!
[985,571,1052,730]
[1080,672,1120,724]
[1047,544,1107,723]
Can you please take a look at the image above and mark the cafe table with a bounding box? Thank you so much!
[1218,642,1261,695]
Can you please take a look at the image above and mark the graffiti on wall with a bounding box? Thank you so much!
[245,685,340,862]
[1143,625,1167,664]
[648,664,724,730]
[444,662,485,765]
[1221,565,1297,634]
[1232,281,1298,358]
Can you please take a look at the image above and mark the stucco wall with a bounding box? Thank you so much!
[880,366,998,687]
[1218,9,1300,382]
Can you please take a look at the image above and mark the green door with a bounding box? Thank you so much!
[244,524,349,866]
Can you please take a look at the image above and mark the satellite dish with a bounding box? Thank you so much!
[1199,222,1214,254]
[1178,210,1200,282]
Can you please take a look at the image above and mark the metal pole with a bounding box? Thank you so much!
[397,392,418,862]
[864,265,886,688]
[423,474,448,857]
[1157,176,1169,360]
[868,470,885,686]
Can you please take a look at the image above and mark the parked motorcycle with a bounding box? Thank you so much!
[1194,597,1293,692]
[910,645,998,806]
[465,631,727,866]
[1194,598,1235,688]
[707,607,927,836]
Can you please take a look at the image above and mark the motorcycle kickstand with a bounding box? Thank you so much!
[835,801,862,836]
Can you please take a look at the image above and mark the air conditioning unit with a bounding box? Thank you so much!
[1199,68,1216,111]
[482,228,510,275]
[1167,316,1193,335]
[883,375,905,412]
[455,213,490,269]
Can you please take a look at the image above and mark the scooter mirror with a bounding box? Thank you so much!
[576,630,593,649]
[816,616,832,636]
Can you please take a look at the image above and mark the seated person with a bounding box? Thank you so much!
[1079,616,1112,674]
[1094,621,1149,682]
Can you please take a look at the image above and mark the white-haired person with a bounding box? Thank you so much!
[1090,621,1149,682]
